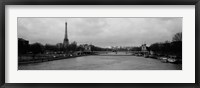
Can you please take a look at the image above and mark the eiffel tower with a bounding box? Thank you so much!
[63,22,69,47]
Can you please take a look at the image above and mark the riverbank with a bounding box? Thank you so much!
[19,54,182,70]
[18,54,92,65]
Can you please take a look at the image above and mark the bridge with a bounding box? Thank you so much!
[73,51,147,56]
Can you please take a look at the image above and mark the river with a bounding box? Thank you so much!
[18,52,182,70]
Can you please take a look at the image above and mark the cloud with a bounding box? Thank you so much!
[18,17,182,47]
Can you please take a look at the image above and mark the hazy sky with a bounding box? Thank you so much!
[18,17,182,47]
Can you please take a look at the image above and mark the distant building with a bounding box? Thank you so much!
[141,44,147,51]
[141,44,150,54]
[56,43,63,49]
[18,38,29,55]
[63,22,69,48]
[111,46,118,50]
[126,47,132,51]
[83,44,91,52]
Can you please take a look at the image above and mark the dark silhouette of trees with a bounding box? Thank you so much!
[149,32,182,57]
[30,43,44,54]
[67,41,78,52]
[162,41,171,55]
[172,32,182,42]
[171,32,182,57]
[45,44,58,52]
[29,43,44,59]
[170,41,182,56]
[149,43,161,53]
[18,38,29,56]
[77,45,85,51]
[90,45,107,51]
[131,47,141,51]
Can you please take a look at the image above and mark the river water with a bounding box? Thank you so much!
[18,52,182,70]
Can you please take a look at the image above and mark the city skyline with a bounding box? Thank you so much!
[18,17,182,47]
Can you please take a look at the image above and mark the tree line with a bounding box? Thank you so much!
[18,40,109,56]
[130,32,182,57]
[149,32,182,57]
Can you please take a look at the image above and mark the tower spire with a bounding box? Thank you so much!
[65,22,68,39]
[63,22,69,47]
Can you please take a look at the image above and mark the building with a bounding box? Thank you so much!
[141,44,149,55]
[56,43,63,49]
[63,22,69,48]
[83,44,91,52]
[141,44,147,51]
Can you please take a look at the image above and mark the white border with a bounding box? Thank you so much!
[5,5,195,83]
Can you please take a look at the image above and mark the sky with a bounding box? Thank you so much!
[18,17,182,47]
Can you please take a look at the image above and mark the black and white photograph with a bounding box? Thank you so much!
[18,17,182,70]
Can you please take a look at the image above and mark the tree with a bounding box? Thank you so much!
[67,41,77,52]
[162,42,171,55]
[131,47,141,51]
[172,32,182,57]
[149,42,170,55]
[77,45,84,51]
[18,38,29,56]
[90,45,105,51]
[45,44,58,51]
[172,32,182,42]
[30,43,44,54]
[30,43,44,59]
[149,43,160,53]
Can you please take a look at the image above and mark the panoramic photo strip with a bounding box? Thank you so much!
[18,17,182,70]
